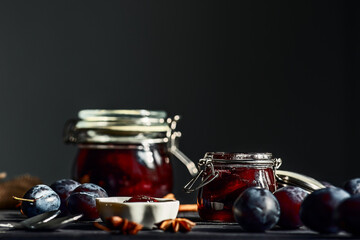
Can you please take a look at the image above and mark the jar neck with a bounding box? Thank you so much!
[74,135,169,145]
[77,142,167,150]
[203,152,281,169]
[212,161,275,168]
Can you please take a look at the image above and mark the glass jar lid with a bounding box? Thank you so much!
[78,109,167,122]
[77,109,169,131]
[64,109,172,144]
[204,152,276,165]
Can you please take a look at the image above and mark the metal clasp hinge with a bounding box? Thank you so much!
[167,115,198,176]
[183,158,219,193]
[274,158,282,170]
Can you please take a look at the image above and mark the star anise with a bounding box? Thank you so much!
[94,216,143,235]
[157,218,196,233]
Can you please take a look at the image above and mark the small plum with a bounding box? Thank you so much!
[343,178,360,195]
[274,186,308,229]
[16,184,60,217]
[233,187,280,232]
[336,195,360,235]
[66,192,99,220]
[50,179,80,215]
[300,187,350,233]
[66,183,108,220]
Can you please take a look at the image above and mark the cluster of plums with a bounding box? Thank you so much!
[16,179,108,220]
[233,178,360,235]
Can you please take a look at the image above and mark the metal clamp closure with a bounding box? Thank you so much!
[183,158,219,193]
[168,116,198,176]
[273,158,282,170]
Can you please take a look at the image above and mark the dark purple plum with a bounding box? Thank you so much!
[336,195,360,235]
[50,179,80,215]
[66,183,108,220]
[274,186,308,229]
[233,187,280,232]
[72,183,108,198]
[17,184,60,217]
[343,178,360,195]
[67,192,99,220]
[300,187,350,233]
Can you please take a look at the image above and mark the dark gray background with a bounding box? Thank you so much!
[0,0,359,203]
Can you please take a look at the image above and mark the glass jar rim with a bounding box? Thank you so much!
[204,152,273,161]
[78,109,167,121]
[75,109,170,131]
[76,109,169,131]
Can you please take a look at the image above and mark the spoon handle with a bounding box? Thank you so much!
[0,223,15,228]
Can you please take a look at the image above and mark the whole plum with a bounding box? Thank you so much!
[67,192,99,220]
[50,179,80,215]
[18,184,60,217]
[343,178,360,195]
[274,186,308,229]
[233,187,280,232]
[336,195,360,235]
[66,183,108,220]
[72,183,108,197]
[300,187,350,233]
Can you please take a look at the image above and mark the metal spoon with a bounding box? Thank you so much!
[26,214,83,231]
[0,210,82,230]
[0,210,60,229]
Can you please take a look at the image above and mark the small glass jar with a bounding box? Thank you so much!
[184,152,281,222]
[64,109,198,197]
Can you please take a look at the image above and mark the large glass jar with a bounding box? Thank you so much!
[64,109,198,197]
[185,152,281,222]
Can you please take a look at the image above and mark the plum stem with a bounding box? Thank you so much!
[12,196,35,203]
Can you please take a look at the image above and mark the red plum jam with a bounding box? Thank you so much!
[73,143,173,197]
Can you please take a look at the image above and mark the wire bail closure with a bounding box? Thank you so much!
[274,158,282,170]
[183,158,219,193]
[167,116,198,177]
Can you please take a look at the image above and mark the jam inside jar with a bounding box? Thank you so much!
[64,109,198,197]
[74,143,173,197]
[186,152,281,222]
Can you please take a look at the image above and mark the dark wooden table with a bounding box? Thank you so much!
[0,210,356,240]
